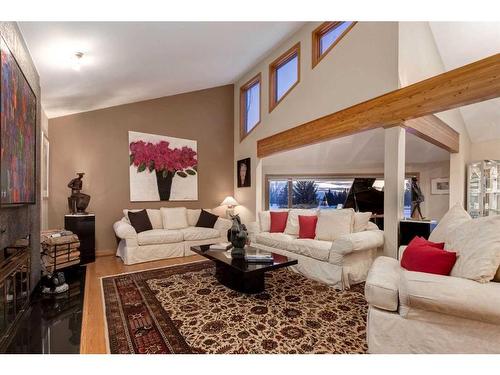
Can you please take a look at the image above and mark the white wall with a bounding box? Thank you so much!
[234,22,399,223]
[398,22,471,209]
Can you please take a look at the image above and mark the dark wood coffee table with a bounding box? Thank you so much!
[191,245,298,294]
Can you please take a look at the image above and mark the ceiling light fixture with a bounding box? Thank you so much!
[72,51,84,71]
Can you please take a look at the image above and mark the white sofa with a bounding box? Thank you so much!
[113,208,232,265]
[365,205,500,353]
[248,208,384,290]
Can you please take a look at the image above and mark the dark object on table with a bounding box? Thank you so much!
[344,178,384,215]
[65,214,95,264]
[399,219,438,250]
[67,173,91,214]
[228,214,248,257]
[191,245,297,294]
[127,209,153,233]
[196,209,219,228]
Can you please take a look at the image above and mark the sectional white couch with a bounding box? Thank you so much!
[248,208,384,289]
[113,207,232,265]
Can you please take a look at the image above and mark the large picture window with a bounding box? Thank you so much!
[266,174,415,218]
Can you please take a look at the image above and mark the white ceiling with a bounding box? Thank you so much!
[263,129,450,170]
[18,22,305,118]
[429,22,500,143]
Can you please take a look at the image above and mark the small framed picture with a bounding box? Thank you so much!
[237,158,251,188]
[431,177,449,195]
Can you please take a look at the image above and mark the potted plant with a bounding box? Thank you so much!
[129,140,197,200]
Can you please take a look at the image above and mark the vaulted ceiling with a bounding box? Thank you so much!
[429,22,500,143]
[19,22,304,118]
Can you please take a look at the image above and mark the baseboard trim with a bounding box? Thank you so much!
[96,249,115,257]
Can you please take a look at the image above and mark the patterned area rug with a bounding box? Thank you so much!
[102,261,368,354]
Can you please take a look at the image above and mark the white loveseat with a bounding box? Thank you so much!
[365,204,500,353]
[248,208,384,289]
[113,207,232,265]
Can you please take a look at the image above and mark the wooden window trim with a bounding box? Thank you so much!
[312,21,357,69]
[239,73,262,142]
[268,42,301,113]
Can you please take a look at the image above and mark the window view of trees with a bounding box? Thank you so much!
[268,176,414,214]
[269,178,353,209]
[292,180,318,208]
[269,180,289,208]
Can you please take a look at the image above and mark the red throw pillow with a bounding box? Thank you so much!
[270,211,289,233]
[407,236,445,249]
[298,215,318,239]
[401,244,457,276]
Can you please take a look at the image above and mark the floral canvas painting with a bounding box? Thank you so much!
[128,131,198,201]
[0,37,36,205]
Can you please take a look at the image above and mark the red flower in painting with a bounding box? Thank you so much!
[129,140,197,175]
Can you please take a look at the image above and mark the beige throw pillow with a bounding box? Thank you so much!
[187,209,201,227]
[428,203,471,243]
[315,209,354,242]
[447,215,500,283]
[353,212,372,232]
[284,209,317,236]
[160,207,189,230]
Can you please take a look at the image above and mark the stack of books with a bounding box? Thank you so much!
[245,250,274,263]
[209,242,233,250]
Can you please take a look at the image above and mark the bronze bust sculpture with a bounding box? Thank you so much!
[67,173,91,214]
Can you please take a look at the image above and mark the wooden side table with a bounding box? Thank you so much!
[64,214,95,265]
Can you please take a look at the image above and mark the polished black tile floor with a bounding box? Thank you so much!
[5,267,85,354]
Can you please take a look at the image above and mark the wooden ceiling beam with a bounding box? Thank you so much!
[402,115,460,153]
[257,53,500,158]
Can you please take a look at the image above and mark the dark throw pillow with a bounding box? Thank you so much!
[128,209,153,233]
[196,209,219,228]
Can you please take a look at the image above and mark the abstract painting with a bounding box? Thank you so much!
[0,37,36,205]
[129,131,198,201]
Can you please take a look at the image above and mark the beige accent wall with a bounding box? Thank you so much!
[41,109,49,231]
[233,22,400,223]
[48,85,234,251]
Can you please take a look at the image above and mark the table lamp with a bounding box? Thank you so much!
[220,196,239,218]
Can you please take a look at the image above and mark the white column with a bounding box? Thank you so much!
[449,133,470,208]
[384,126,406,258]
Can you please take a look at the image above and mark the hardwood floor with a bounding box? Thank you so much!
[80,254,203,354]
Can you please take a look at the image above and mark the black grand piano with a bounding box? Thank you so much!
[343,178,384,229]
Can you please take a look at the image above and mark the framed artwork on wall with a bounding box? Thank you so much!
[431,177,450,195]
[237,158,251,188]
[0,36,37,205]
[42,132,49,198]
[128,131,198,201]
